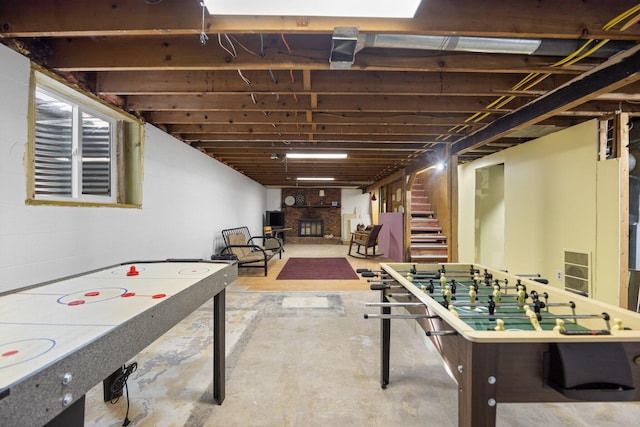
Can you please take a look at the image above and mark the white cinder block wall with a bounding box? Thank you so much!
[0,44,267,293]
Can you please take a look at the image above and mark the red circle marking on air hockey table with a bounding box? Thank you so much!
[57,287,129,306]
[0,338,56,369]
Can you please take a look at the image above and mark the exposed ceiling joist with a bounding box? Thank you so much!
[3,0,640,187]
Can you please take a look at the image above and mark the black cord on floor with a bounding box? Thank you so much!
[109,362,138,426]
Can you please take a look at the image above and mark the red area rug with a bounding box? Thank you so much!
[276,257,359,280]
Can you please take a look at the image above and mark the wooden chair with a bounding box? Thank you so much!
[348,224,383,258]
[263,226,284,251]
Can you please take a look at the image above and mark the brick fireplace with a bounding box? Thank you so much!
[280,188,341,244]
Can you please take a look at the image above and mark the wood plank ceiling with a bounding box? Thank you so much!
[3,0,640,188]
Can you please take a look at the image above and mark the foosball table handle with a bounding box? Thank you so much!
[426,330,457,336]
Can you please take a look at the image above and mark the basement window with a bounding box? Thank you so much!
[28,70,143,207]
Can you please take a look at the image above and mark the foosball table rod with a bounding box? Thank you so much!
[368,278,398,285]
[363,313,441,320]
[452,312,609,321]
[366,302,425,307]
[386,293,414,298]
[356,268,394,278]
[426,330,458,336]
[369,284,405,291]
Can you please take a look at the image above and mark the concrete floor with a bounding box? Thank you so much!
[84,245,640,426]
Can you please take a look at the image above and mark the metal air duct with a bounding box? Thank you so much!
[329,27,635,69]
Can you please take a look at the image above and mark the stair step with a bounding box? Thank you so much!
[411,181,447,257]
[411,218,439,225]
[411,252,448,257]
[411,204,430,210]
[411,254,449,261]
[412,251,448,258]
[411,226,442,232]
[412,235,447,243]
[411,243,448,249]
[411,210,434,216]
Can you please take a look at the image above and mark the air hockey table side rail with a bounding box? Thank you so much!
[0,259,237,427]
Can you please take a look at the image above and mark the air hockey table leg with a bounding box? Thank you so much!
[381,292,390,389]
[213,288,225,404]
[44,395,85,427]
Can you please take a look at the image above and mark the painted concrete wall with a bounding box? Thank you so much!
[0,44,266,293]
[474,163,505,269]
[458,120,621,305]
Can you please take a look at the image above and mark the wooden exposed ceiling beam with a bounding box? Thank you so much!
[95,70,570,95]
[168,124,463,135]
[126,93,639,115]
[144,111,584,127]
[43,37,598,73]
[4,0,639,188]
[3,0,640,39]
[452,43,640,154]
[191,141,434,151]
[182,133,444,142]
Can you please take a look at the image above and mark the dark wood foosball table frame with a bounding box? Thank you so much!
[371,262,640,427]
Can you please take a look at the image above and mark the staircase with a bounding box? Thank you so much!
[409,180,449,263]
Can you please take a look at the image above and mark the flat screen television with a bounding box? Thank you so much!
[266,210,285,228]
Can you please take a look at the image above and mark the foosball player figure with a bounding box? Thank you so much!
[493,285,502,306]
[469,287,477,309]
[449,305,459,317]
[612,318,624,330]
[517,286,526,306]
[443,285,452,304]
[553,318,566,332]
[528,312,543,331]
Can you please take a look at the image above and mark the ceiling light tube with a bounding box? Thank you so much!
[297,177,335,181]
[202,0,422,18]
[286,153,347,159]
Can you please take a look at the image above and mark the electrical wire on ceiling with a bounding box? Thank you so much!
[199,1,208,45]
[227,34,259,56]
[280,34,299,105]
[439,3,640,145]
[217,33,237,57]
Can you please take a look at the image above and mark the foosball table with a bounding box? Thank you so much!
[361,262,640,427]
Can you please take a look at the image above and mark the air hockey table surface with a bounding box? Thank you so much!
[0,259,236,426]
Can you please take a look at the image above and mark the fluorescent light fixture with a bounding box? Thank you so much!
[297,177,335,181]
[286,153,348,159]
[202,0,422,18]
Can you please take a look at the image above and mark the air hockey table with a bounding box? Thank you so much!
[364,262,640,427]
[0,259,237,426]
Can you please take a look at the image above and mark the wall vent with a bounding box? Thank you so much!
[564,250,591,296]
